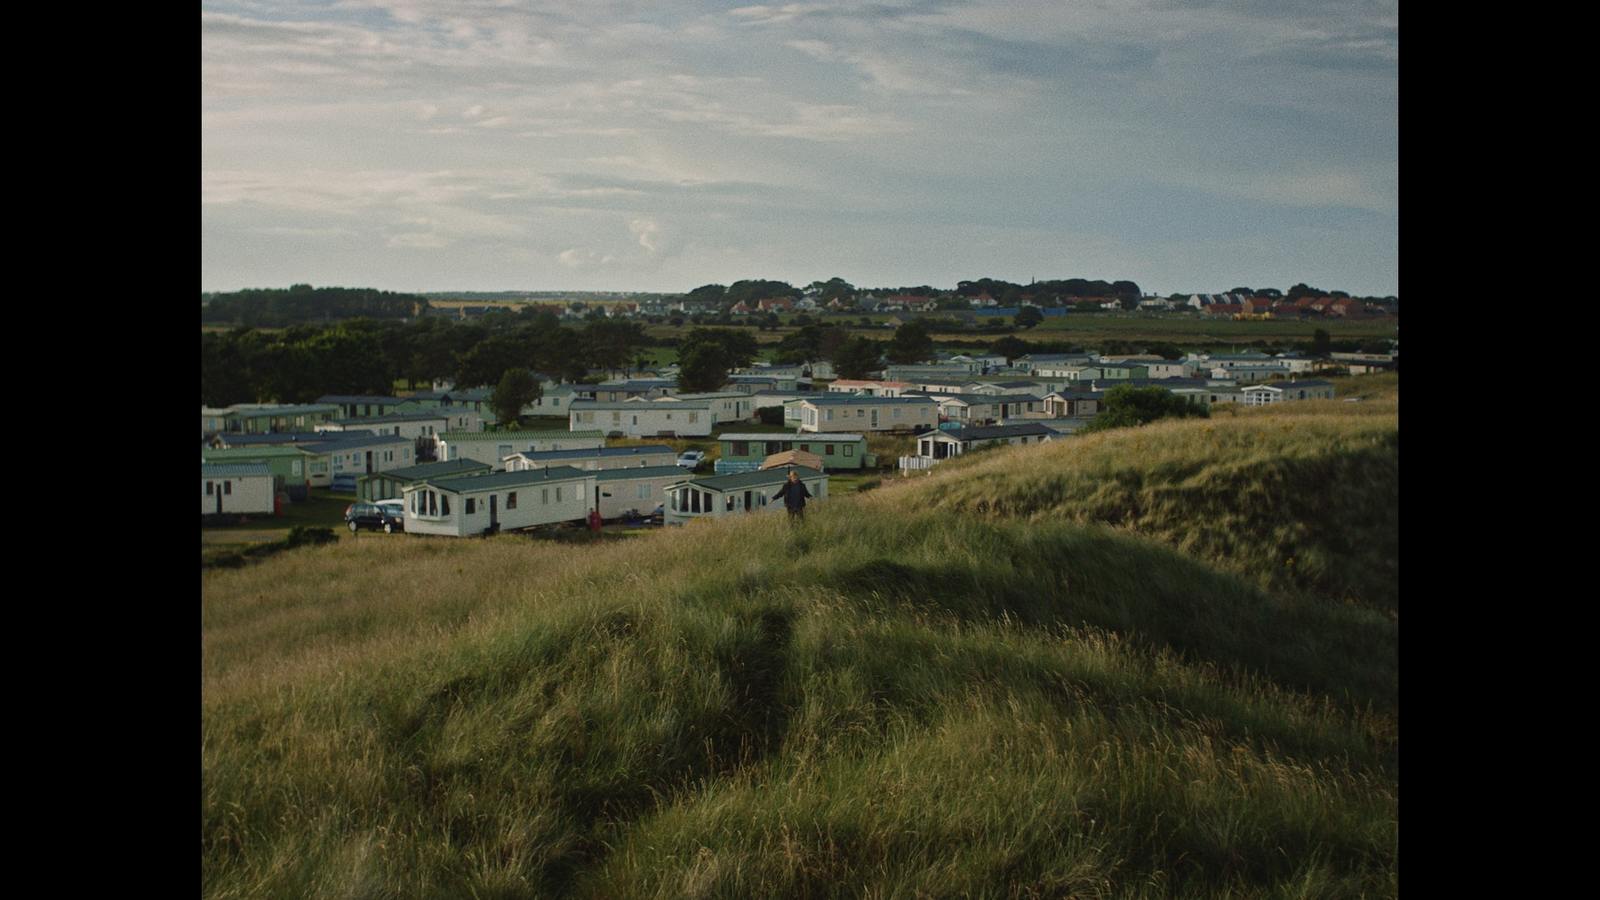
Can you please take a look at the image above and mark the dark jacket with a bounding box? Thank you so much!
[774,478,811,510]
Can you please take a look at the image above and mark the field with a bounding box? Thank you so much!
[203,381,1398,897]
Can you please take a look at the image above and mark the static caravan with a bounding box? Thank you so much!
[403,466,596,536]
[315,395,407,419]
[304,433,416,491]
[1042,391,1104,419]
[202,464,276,517]
[201,445,319,493]
[1241,380,1335,405]
[664,466,829,526]
[716,433,872,472]
[593,466,684,519]
[222,403,342,434]
[569,401,716,438]
[357,458,494,502]
[796,396,939,434]
[437,430,606,468]
[506,444,677,472]
[901,423,1060,472]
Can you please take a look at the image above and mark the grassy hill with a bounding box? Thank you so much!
[202,384,1399,898]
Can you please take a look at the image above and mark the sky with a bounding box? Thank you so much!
[201,1,1398,297]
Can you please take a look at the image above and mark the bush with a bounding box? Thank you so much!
[286,526,338,548]
[756,406,784,426]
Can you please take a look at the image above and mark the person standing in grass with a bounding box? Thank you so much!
[773,469,812,524]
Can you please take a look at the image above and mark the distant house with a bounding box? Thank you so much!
[796,396,939,434]
[900,423,1060,472]
[202,464,275,517]
[663,466,828,526]
[437,429,606,468]
[403,466,596,536]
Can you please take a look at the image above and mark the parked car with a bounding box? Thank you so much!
[344,500,405,533]
[677,450,706,470]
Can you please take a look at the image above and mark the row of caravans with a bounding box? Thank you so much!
[399,463,826,536]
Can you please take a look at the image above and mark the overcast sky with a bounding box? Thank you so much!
[202,1,1398,297]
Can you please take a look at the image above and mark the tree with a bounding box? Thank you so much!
[991,336,1029,363]
[886,318,935,364]
[676,342,734,393]
[673,328,760,392]
[581,320,650,375]
[831,336,882,380]
[1312,328,1332,356]
[491,368,541,426]
[1080,385,1208,434]
[1014,307,1044,329]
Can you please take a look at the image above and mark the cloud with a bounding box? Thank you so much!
[387,232,452,249]
[629,218,661,254]
[557,247,616,268]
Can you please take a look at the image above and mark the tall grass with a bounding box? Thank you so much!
[881,398,1398,611]
[205,463,1396,897]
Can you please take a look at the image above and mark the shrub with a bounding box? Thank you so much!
[286,526,337,548]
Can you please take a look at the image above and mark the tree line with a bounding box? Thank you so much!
[202,285,430,327]
[201,313,651,407]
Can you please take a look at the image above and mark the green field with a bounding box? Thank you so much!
[204,383,1398,897]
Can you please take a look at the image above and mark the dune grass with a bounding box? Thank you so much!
[884,397,1398,612]
[203,393,1397,898]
